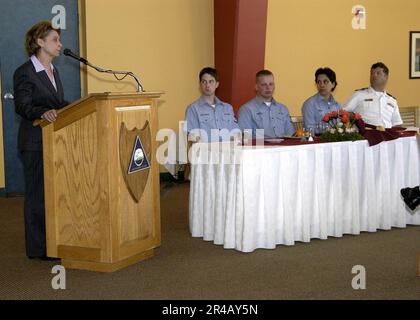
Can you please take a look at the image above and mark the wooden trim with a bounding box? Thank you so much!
[78,0,88,96]
[409,31,420,79]
[108,99,120,262]
[418,254,420,276]
[62,249,154,273]
[119,238,157,260]
[35,92,164,127]
[99,99,113,263]
[0,75,4,188]
[57,245,102,261]
[53,102,97,131]
[150,97,162,246]
[43,125,58,257]
[115,105,151,112]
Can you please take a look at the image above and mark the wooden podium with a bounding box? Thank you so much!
[38,92,163,272]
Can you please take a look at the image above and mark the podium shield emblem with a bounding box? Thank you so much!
[119,121,151,202]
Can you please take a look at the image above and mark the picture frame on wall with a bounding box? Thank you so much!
[409,31,420,79]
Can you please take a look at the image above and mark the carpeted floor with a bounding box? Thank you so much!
[0,182,420,300]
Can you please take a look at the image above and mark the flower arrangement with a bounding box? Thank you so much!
[319,109,365,142]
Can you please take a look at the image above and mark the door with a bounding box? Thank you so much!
[0,0,81,194]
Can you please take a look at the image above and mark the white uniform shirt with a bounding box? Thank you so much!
[343,87,402,128]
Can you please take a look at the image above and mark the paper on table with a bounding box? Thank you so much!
[264,138,284,143]
[404,127,419,132]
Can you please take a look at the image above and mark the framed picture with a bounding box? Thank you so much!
[409,31,420,79]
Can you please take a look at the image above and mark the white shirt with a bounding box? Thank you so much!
[343,87,402,128]
[30,55,57,91]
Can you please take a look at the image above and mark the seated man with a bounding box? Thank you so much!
[343,62,403,128]
[401,186,420,210]
[238,69,295,139]
[184,67,240,142]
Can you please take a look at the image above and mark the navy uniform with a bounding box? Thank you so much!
[184,96,240,142]
[343,87,402,128]
[238,96,295,138]
[302,93,341,132]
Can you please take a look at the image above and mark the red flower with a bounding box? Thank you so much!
[323,114,330,122]
[339,109,349,116]
[331,111,338,117]
[341,114,350,124]
[354,113,362,120]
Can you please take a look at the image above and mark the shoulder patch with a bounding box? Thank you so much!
[386,92,397,100]
[355,87,368,91]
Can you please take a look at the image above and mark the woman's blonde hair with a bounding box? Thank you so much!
[25,21,61,56]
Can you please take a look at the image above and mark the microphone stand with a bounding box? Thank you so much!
[85,61,144,93]
[64,49,144,92]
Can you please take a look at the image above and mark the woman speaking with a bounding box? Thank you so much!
[13,21,68,260]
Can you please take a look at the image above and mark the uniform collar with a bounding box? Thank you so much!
[199,95,222,107]
[369,86,387,97]
[30,55,54,73]
[255,96,279,107]
[316,92,336,104]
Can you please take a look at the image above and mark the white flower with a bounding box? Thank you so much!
[345,127,352,133]
[329,128,336,134]
[337,122,343,128]
[338,128,344,134]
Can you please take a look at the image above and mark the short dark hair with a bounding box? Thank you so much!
[315,67,337,91]
[256,69,273,82]
[371,62,389,76]
[25,21,61,57]
[199,67,219,82]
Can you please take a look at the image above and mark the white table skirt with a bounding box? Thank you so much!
[189,136,420,252]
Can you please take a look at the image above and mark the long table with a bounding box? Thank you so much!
[189,136,420,252]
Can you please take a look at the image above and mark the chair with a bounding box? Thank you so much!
[178,139,194,182]
[399,106,419,127]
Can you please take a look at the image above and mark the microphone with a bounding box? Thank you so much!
[62,48,144,92]
[63,48,88,65]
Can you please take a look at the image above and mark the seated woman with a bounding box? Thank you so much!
[301,67,341,134]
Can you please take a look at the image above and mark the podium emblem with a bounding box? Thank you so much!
[119,121,152,203]
[128,136,150,174]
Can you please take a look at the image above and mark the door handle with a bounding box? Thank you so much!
[3,92,14,100]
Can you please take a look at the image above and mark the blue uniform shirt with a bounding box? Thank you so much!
[184,96,240,142]
[301,93,341,132]
[238,97,295,138]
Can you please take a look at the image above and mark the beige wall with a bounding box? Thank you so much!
[5,0,418,184]
[83,0,214,133]
[265,0,420,116]
[0,1,214,187]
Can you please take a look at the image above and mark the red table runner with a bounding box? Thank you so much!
[243,129,417,147]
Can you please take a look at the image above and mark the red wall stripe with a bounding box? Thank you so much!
[214,0,268,113]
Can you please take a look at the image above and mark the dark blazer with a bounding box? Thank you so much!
[13,60,68,151]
